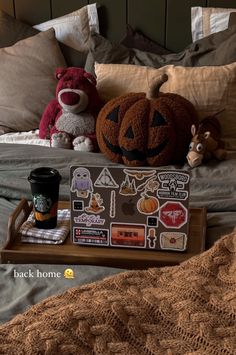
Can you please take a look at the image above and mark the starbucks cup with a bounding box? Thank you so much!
[28,167,61,229]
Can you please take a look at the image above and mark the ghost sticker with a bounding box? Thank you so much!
[71,167,93,198]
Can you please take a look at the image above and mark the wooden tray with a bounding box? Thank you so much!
[1,199,206,269]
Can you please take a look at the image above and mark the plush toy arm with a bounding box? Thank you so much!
[39,99,60,139]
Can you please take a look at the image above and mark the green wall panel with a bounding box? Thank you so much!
[0,0,14,15]
[128,0,166,47]
[166,0,206,51]
[52,0,88,18]
[15,0,51,25]
[90,0,126,42]
[207,0,236,8]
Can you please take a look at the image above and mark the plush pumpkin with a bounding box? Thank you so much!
[137,193,159,215]
[96,74,198,166]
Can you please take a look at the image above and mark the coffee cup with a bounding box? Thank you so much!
[28,167,61,229]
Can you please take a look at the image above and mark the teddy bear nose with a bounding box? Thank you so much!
[60,92,80,106]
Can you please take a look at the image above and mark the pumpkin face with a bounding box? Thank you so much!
[137,193,159,215]
[96,75,198,166]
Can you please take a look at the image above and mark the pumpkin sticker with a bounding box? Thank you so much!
[137,192,159,215]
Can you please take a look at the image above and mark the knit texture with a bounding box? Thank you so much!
[1,230,236,354]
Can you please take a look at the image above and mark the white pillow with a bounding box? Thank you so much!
[34,3,99,52]
[191,6,236,42]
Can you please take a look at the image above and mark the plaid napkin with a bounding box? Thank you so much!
[20,209,70,244]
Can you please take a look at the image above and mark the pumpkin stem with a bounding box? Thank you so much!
[146,74,168,100]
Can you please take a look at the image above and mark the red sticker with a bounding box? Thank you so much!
[159,202,188,228]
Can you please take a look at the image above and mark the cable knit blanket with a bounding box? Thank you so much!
[1,230,236,355]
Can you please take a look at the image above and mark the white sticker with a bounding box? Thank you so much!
[94,167,119,188]
[123,169,156,180]
[110,190,116,218]
[157,171,189,200]
[160,232,187,251]
[71,167,93,198]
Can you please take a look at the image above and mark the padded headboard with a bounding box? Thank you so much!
[1,0,236,51]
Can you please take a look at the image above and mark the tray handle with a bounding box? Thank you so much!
[5,198,32,247]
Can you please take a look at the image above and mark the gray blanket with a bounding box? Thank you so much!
[0,143,236,323]
[0,143,236,246]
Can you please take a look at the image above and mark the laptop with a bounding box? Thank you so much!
[70,165,190,252]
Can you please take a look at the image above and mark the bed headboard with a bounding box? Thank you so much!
[1,0,236,51]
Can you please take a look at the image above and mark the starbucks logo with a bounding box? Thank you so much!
[33,194,52,213]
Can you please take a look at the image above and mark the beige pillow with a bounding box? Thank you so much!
[191,7,236,42]
[95,62,236,150]
[0,29,66,133]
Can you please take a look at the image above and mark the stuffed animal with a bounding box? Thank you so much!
[96,74,199,166]
[187,111,227,168]
[39,67,102,151]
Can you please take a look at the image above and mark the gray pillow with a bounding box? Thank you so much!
[0,29,66,133]
[120,24,172,55]
[0,10,86,67]
[0,10,38,48]
[85,24,236,75]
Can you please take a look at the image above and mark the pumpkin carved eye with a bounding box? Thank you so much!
[96,75,199,167]
[125,126,134,138]
[151,111,167,127]
[106,106,120,123]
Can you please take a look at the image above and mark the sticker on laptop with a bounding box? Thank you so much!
[137,193,159,215]
[157,172,189,200]
[110,190,116,218]
[110,223,146,247]
[73,227,109,245]
[94,167,119,188]
[159,202,188,229]
[71,167,93,198]
[147,228,157,249]
[119,175,137,196]
[160,232,187,251]
[85,193,105,214]
[123,169,156,180]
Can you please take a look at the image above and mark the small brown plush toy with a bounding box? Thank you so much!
[96,74,199,167]
[187,111,227,168]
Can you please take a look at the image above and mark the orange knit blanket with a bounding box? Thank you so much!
[1,230,236,355]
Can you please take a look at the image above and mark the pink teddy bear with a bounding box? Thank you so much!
[39,67,102,151]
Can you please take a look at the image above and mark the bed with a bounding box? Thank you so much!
[0,0,236,350]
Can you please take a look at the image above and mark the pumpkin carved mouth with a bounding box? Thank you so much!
[96,74,199,166]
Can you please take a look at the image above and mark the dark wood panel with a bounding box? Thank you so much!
[52,0,88,18]
[0,0,14,15]
[166,0,207,51]
[207,0,236,8]
[15,0,51,25]
[128,0,166,47]
[89,0,126,42]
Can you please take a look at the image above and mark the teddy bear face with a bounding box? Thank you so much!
[58,88,88,114]
[55,67,99,114]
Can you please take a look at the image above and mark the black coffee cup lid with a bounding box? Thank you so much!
[28,167,61,184]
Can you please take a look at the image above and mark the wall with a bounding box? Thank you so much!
[0,0,236,51]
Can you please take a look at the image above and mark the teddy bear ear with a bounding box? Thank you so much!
[83,72,97,86]
[55,67,67,80]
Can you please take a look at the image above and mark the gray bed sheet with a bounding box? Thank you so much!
[0,143,235,324]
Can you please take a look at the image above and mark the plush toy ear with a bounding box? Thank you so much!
[83,72,97,86]
[191,124,197,137]
[204,131,211,139]
[55,67,67,80]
